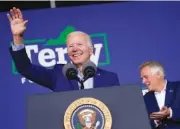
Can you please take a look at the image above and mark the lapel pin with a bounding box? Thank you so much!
[169,89,173,92]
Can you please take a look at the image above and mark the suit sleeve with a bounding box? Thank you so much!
[9,47,57,90]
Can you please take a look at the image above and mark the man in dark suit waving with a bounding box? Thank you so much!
[8,7,120,92]
[140,61,180,129]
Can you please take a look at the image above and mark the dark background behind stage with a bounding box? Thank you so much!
[1,1,180,129]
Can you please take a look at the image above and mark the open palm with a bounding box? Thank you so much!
[7,7,28,35]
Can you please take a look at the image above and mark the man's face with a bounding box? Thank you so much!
[140,66,160,91]
[67,34,93,66]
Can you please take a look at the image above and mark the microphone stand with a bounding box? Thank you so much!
[75,73,92,90]
[75,77,85,90]
[78,74,92,90]
[79,80,84,89]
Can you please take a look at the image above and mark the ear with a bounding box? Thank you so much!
[156,71,162,78]
[89,46,94,55]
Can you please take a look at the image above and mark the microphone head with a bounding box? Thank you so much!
[82,61,97,79]
[62,63,78,80]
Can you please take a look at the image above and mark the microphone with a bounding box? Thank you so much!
[82,61,97,82]
[62,63,78,80]
[62,63,84,89]
[62,62,97,90]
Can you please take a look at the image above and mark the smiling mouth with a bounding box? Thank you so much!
[72,53,82,57]
[145,83,151,87]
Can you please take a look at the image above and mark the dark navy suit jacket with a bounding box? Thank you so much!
[10,48,120,92]
[144,81,180,129]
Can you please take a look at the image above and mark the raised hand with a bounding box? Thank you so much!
[7,7,28,36]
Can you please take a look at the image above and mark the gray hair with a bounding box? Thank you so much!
[66,31,93,47]
[139,61,165,77]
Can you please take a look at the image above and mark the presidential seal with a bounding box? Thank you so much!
[64,97,112,129]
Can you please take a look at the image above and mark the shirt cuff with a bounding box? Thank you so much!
[167,107,173,118]
[12,44,25,51]
[154,120,161,127]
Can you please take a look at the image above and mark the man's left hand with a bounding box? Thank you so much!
[150,106,170,120]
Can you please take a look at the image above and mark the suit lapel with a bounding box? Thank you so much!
[149,92,160,112]
[165,81,175,107]
[69,80,79,90]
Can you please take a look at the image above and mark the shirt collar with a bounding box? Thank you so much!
[155,80,167,94]
[77,69,84,79]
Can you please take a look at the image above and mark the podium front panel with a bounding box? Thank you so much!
[27,85,151,129]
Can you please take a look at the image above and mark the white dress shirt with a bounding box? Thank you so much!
[154,80,167,110]
[77,70,93,89]
[154,80,172,126]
